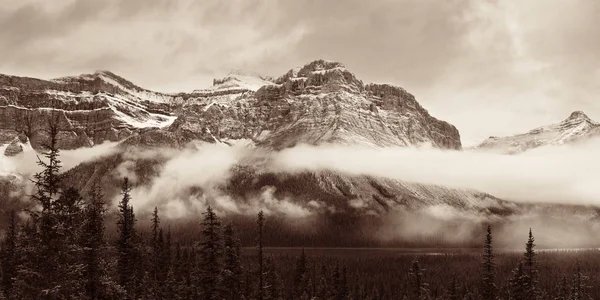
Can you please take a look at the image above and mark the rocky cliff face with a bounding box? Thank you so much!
[169,59,461,150]
[0,71,176,153]
[475,111,600,154]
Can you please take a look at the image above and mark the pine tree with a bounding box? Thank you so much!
[481,225,497,300]
[265,257,283,300]
[150,206,160,282]
[409,260,428,299]
[523,228,538,299]
[570,260,590,300]
[13,114,87,299]
[222,223,242,300]
[293,248,309,299]
[116,177,137,298]
[509,261,527,300]
[199,205,224,300]
[81,184,108,300]
[157,228,166,282]
[0,211,17,298]
[257,210,266,300]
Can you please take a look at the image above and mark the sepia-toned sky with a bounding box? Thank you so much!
[0,0,599,145]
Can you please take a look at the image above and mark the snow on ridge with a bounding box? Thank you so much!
[97,73,171,103]
[196,73,275,93]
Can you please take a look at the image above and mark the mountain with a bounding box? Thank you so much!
[475,111,600,154]
[169,60,461,149]
[2,60,598,245]
[0,70,176,155]
[55,60,504,219]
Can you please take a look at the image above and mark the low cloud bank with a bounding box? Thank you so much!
[271,140,600,205]
[5,138,600,247]
[1,141,119,176]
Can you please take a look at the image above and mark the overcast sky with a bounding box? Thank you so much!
[0,0,598,145]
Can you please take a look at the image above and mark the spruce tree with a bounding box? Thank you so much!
[293,248,309,299]
[523,228,538,299]
[257,210,266,300]
[150,206,160,282]
[409,260,428,299]
[0,211,17,298]
[13,114,87,299]
[81,184,108,300]
[481,225,497,300]
[223,223,242,300]
[116,177,137,298]
[199,205,224,300]
[264,257,283,300]
[509,261,527,300]
[570,260,590,300]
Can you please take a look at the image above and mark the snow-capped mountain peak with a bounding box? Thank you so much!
[476,111,600,154]
[564,110,591,122]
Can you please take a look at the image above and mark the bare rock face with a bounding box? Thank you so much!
[169,59,461,150]
[4,138,24,156]
[475,111,600,154]
[0,71,176,151]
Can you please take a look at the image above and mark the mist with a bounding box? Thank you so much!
[5,138,600,247]
[0,141,119,176]
[271,140,600,205]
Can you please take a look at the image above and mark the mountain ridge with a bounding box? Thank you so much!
[475,110,600,154]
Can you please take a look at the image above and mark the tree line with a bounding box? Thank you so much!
[0,119,595,300]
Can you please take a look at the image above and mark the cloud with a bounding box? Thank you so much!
[270,140,600,205]
[1,141,119,176]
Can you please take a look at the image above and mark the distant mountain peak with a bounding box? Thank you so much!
[476,110,600,153]
[565,110,590,122]
[297,59,346,75]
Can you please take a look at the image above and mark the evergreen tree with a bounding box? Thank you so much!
[81,184,107,300]
[331,262,348,300]
[13,114,86,299]
[409,260,428,299]
[523,228,538,299]
[150,206,160,282]
[116,177,137,298]
[222,223,242,300]
[293,248,309,299]
[199,206,224,300]
[0,211,17,298]
[570,260,590,300]
[157,228,166,282]
[265,257,283,300]
[481,225,497,300]
[257,210,265,300]
[509,261,527,300]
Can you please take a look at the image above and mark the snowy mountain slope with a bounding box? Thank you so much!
[169,60,461,149]
[0,71,177,152]
[475,111,600,154]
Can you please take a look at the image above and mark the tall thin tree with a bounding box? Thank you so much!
[222,223,242,300]
[116,177,137,298]
[523,228,538,299]
[199,206,224,300]
[257,210,265,300]
[81,184,107,300]
[482,225,497,300]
